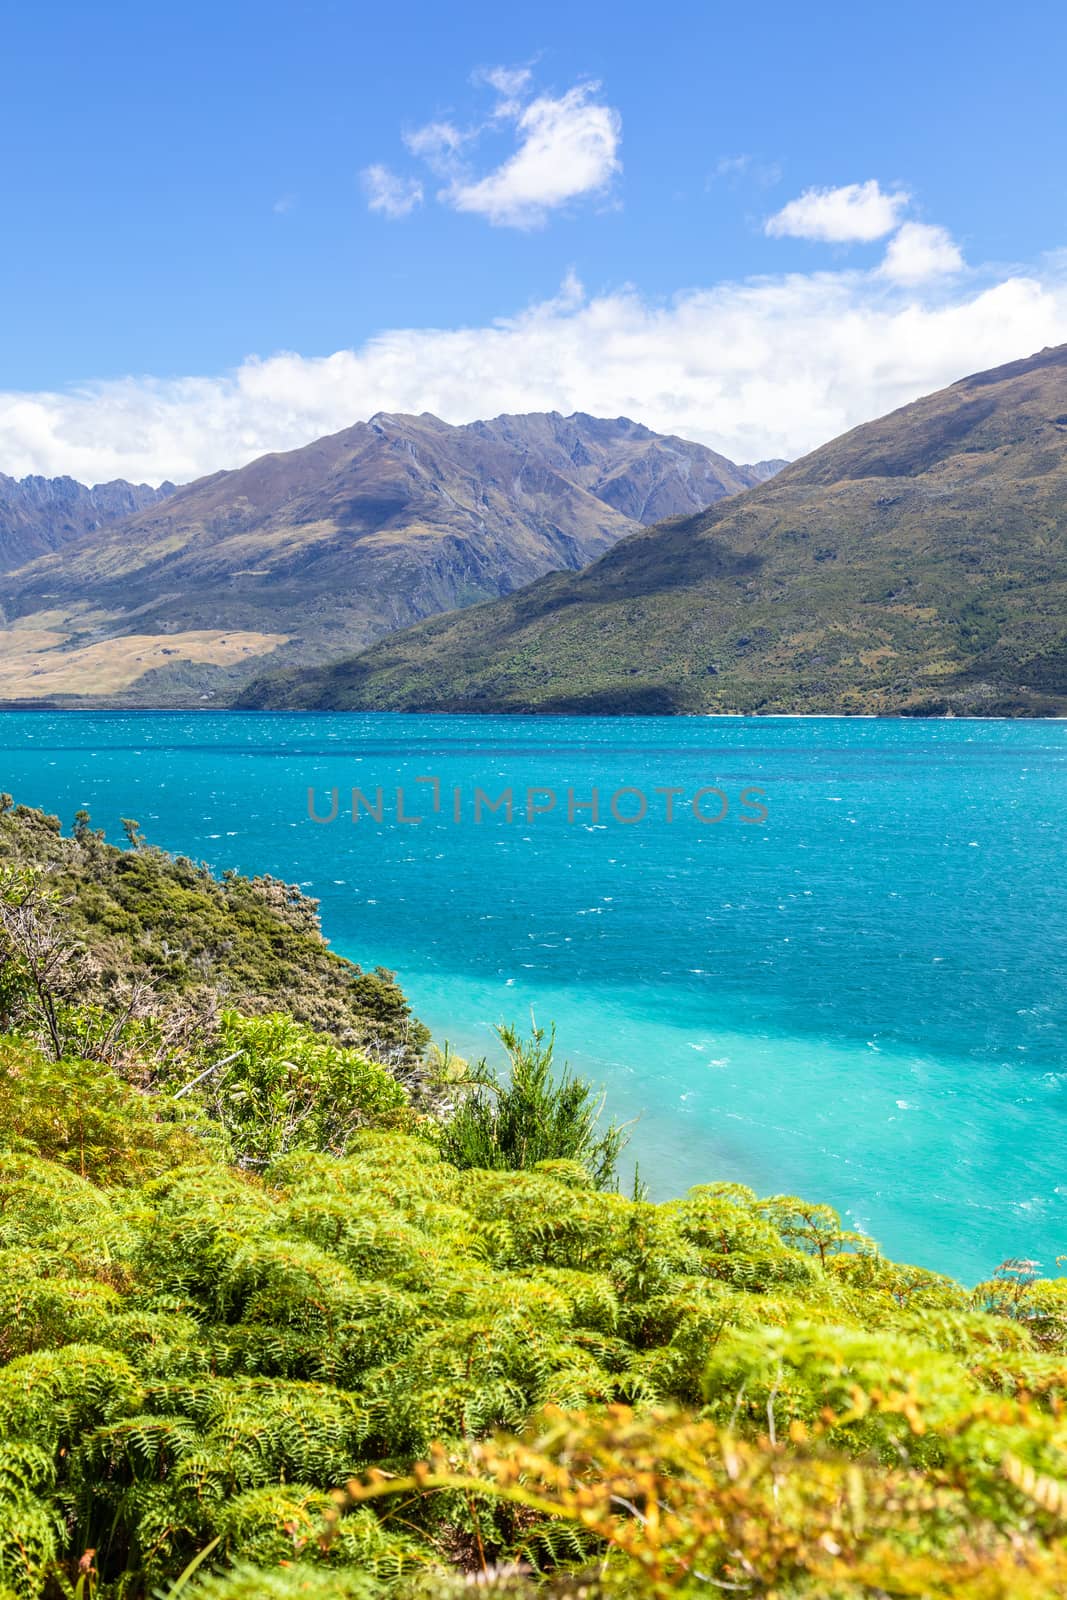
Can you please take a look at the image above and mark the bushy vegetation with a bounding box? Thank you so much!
[3,804,1067,1597]
[4,1032,1067,1598]
[439,1022,628,1190]
[0,799,428,1066]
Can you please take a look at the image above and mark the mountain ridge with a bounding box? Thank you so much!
[0,471,174,572]
[0,412,779,703]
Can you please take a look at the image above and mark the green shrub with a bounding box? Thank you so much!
[440,1023,627,1189]
[0,804,430,1067]
[169,1010,416,1166]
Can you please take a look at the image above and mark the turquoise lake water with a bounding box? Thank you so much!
[2,710,1065,1284]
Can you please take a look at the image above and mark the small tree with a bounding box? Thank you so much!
[440,1021,628,1190]
[121,817,144,849]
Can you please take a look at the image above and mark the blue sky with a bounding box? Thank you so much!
[2,0,1066,483]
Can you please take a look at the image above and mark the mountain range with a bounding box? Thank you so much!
[0,472,173,572]
[238,345,1067,718]
[0,413,781,702]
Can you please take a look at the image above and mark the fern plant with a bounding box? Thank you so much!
[3,1032,1067,1597]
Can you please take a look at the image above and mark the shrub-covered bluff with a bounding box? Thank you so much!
[1,804,1067,1599]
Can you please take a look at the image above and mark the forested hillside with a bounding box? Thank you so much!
[1,805,1067,1598]
[0,799,427,1066]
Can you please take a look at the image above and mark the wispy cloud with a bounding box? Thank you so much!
[472,64,534,105]
[3,256,1065,486]
[403,120,469,169]
[368,66,622,230]
[360,163,423,220]
[766,180,909,242]
[712,153,782,188]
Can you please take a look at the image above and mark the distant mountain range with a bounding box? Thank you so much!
[238,345,1067,718]
[0,413,782,702]
[0,473,173,572]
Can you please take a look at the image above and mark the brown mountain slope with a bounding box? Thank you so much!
[0,412,775,703]
[236,345,1067,717]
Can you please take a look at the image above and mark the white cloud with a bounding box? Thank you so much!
[390,70,622,230]
[2,261,1066,487]
[442,83,621,228]
[766,180,910,242]
[360,163,423,220]
[766,177,964,286]
[881,221,965,283]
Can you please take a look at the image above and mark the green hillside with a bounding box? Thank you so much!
[238,345,1067,717]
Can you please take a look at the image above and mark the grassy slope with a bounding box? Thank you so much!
[238,345,1067,716]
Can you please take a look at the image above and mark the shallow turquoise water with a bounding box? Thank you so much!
[2,711,1064,1284]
